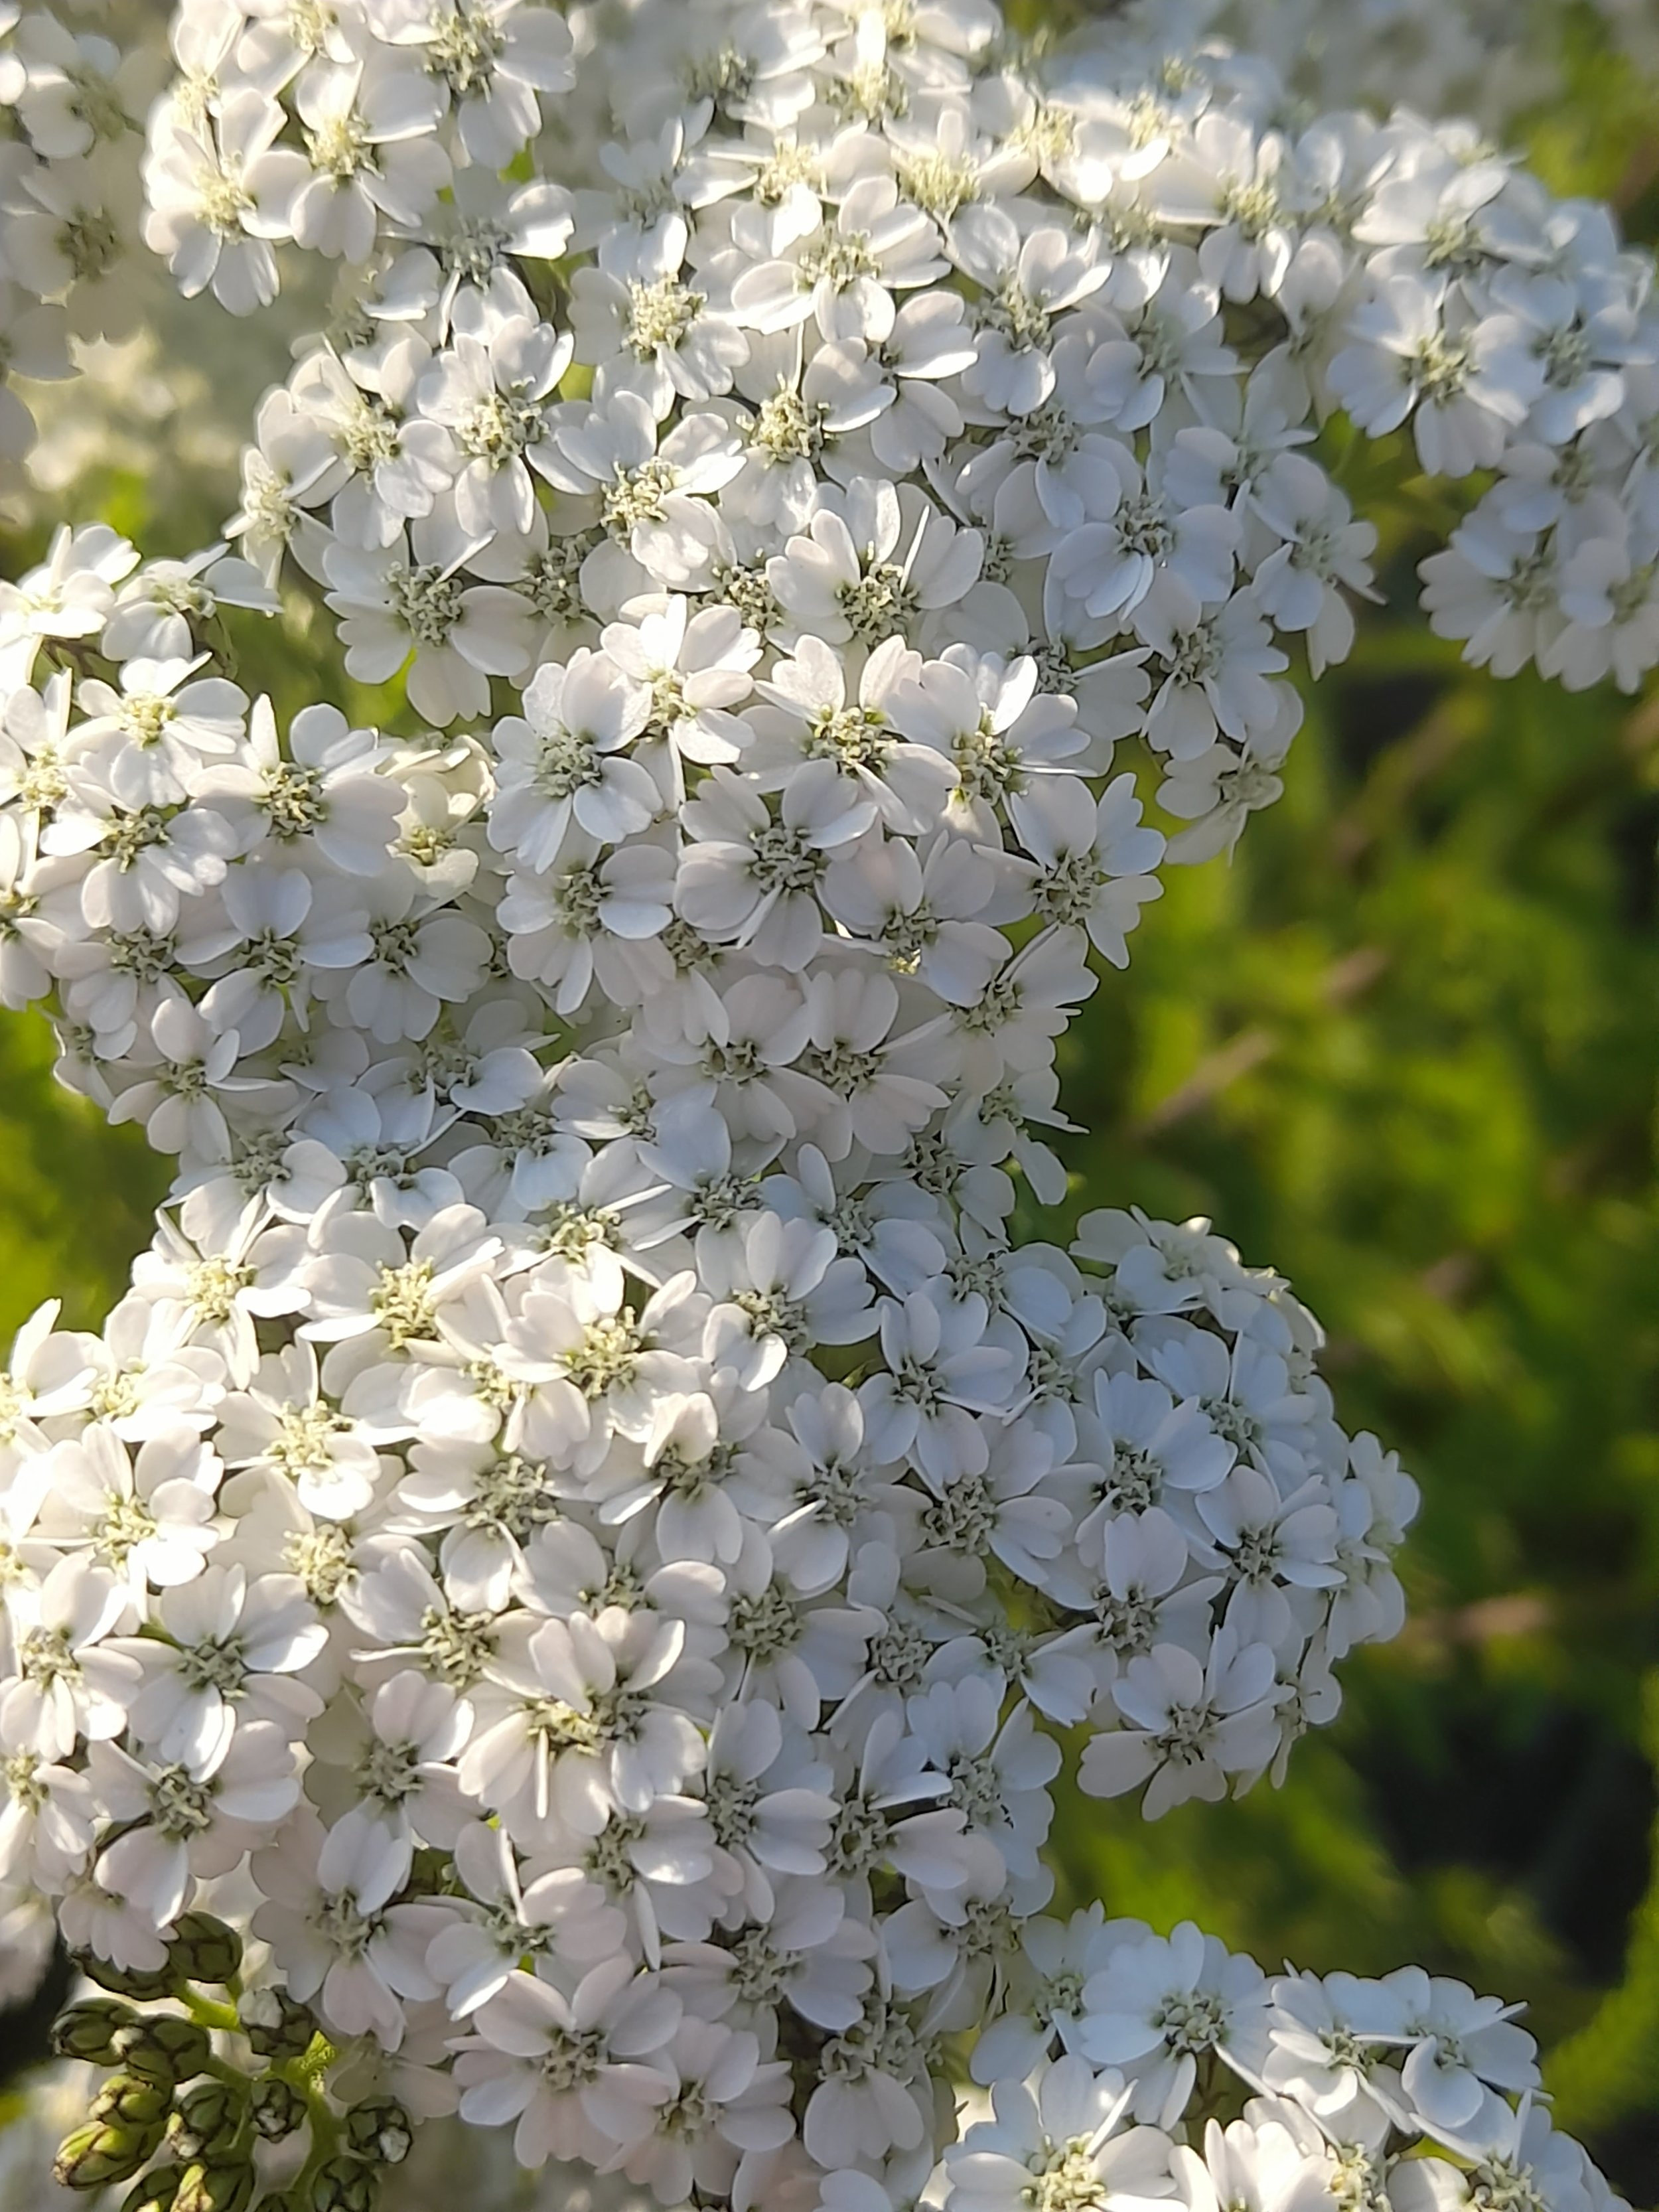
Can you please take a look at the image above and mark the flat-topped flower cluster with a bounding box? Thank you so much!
[143,0,1659,810]
[43,1898,1619,2212]
[0,0,1640,2209]
[0,1,164,492]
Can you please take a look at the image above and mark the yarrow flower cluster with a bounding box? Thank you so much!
[0,0,1642,2208]
[1131,0,1659,135]
[44,1903,1630,2212]
[0,2,169,493]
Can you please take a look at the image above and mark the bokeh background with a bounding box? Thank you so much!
[6,0,1659,2199]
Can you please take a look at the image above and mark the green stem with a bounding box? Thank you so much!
[293,2095,341,2199]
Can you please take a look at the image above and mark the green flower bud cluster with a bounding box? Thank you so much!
[279,2098,413,2212]
[237,1986,319,2063]
[250,2078,308,2142]
[50,1919,413,2212]
[340,2099,411,2168]
[305,2155,382,2212]
[169,2079,246,2162]
[54,1919,258,2204]
[168,1912,250,1986]
[54,2116,165,2192]
[52,1996,141,2064]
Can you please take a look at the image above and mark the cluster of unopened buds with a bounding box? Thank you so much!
[0,0,1642,2206]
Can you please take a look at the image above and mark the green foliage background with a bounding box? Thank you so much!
[8,5,1659,2197]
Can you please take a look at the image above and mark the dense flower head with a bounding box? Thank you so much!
[0,0,1644,2207]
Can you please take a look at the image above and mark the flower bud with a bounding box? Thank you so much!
[78,1953,181,2003]
[175,2159,257,2212]
[341,2098,411,2166]
[165,1914,244,1986]
[309,2156,381,2212]
[167,2081,243,2163]
[249,2077,307,2142]
[51,1997,137,2063]
[121,2164,186,2212]
[113,2016,213,2089]
[91,2073,174,2130]
[238,1986,318,2062]
[54,2118,167,2190]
